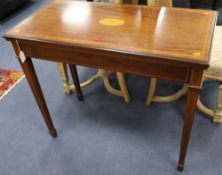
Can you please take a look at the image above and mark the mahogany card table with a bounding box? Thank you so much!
[3,1,217,171]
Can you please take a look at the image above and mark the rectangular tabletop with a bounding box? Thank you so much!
[4,1,217,65]
[3,1,218,171]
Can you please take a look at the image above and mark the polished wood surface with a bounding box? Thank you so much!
[5,1,216,64]
[17,54,57,138]
[3,1,217,171]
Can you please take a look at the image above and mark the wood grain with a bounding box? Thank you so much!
[4,1,217,64]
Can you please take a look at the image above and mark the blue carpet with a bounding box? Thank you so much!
[0,1,222,175]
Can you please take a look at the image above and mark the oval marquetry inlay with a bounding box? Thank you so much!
[99,18,124,26]
[192,52,202,57]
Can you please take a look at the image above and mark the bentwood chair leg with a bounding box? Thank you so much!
[57,63,71,94]
[102,70,128,101]
[146,78,157,105]
[116,72,130,103]
[68,64,84,101]
[196,98,214,118]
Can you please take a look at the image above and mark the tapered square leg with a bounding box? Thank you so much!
[177,69,203,171]
[68,64,84,101]
[177,86,199,171]
[18,55,57,138]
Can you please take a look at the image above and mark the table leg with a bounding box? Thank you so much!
[177,68,203,171]
[177,86,200,171]
[18,57,57,138]
[68,64,84,101]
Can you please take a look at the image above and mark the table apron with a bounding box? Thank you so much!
[19,40,190,83]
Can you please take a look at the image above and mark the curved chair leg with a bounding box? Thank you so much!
[196,98,214,118]
[195,78,222,123]
[69,69,130,102]
[196,86,222,124]
[192,76,215,118]
[69,69,117,95]
[102,70,130,103]
[116,72,130,103]
[213,82,222,123]
[100,69,122,96]
[146,78,157,105]
[152,85,187,103]
[146,78,187,105]
[69,70,101,90]
[57,62,72,94]
[57,63,130,102]
[147,77,222,123]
